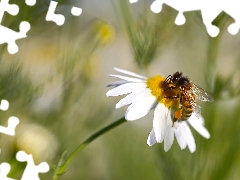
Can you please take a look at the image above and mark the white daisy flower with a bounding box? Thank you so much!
[106,68,210,152]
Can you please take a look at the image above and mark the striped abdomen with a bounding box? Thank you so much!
[181,105,193,120]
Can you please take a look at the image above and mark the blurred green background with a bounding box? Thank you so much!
[1,0,240,179]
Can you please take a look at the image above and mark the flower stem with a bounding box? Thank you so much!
[205,14,230,92]
[52,117,126,180]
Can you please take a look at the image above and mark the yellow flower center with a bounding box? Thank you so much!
[147,75,180,108]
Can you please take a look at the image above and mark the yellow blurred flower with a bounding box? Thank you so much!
[15,123,58,164]
[93,20,115,46]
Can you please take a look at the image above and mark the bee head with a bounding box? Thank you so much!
[177,77,190,89]
[171,72,182,83]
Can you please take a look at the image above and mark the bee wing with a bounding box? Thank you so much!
[192,103,201,118]
[192,84,214,102]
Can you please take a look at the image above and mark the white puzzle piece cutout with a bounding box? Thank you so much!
[0,163,16,180]
[129,0,138,3]
[46,1,83,25]
[0,0,30,54]
[150,0,240,37]
[0,0,19,22]
[0,99,9,111]
[25,0,36,6]
[16,151,49,180]
[46,1,65,26]
[71,6,82,16]
[0,116,19,136]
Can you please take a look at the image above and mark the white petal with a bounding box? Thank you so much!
[109,74,146,83]
[114,67,147,79]
[183,122,196,153]
[106,82,146,97]
[187,115,210,139]
[116,88,151,108]
[174,122,187,150]
[191,113,204,125]
[153,103,168,143]
[164,114,174,152]
[164,130,174,152]
[107,81,128,87]
[147,129,157,146]
[125,94,157,121]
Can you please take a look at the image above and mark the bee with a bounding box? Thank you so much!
[162,72,214,123]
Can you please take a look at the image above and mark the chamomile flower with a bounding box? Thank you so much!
[106,68,210,152]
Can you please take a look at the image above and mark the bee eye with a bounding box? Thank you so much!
[172,77,178,82]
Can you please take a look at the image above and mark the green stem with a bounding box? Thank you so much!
[205,36,220,92]
[52,117,126,180]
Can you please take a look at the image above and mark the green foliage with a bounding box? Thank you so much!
[115,0,179,70]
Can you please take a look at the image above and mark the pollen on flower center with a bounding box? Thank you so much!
[147,75,180,108]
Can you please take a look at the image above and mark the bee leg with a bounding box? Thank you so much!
[172,117,177,127]
[161,75,172,88]
[164,96,178,99]
[164,94,179,99]
[164,85,177,92]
